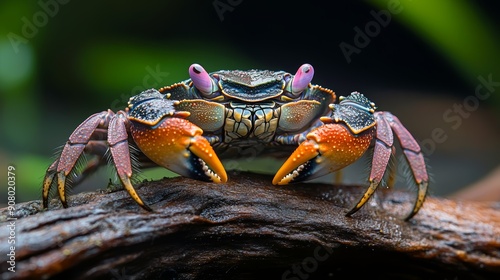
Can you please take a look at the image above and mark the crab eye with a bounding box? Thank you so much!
[291,63,314,95]
[189,63,216,95]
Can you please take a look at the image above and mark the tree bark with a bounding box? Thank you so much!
[1,172,499,280]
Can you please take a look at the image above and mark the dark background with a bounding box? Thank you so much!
[1,0,499,203]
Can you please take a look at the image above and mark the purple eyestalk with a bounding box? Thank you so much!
[189,64,215,95]
[291,64,314,95]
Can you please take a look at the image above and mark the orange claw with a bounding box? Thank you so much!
[188,135,228,183]
[130,117,227,183]
[272,140,319,185]
[273,123,374,185]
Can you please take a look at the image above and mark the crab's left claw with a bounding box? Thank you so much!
[130,117,227,183]
[273,123,374,185]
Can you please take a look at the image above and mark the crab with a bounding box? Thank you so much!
[42,63,428,220]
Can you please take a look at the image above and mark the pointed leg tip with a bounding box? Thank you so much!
[132,196,154,212]
[140,203,153,212]
[56,172,69,209]
[119,176,154,212]
[345,208,358,217]
[42,196,49,210]
[404,207,421,221]
[404,182,428,221]
[131,195,154,212]
[42,172,57,210]
[345,181,380,218]
[404,213,416,221]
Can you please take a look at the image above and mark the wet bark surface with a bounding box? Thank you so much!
[1,172,499,279]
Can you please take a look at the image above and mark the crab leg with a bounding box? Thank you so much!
[42,160,58,207]
[346,114,393,216]
[382,112,429,220]
[108,111,152,211]
[42,110,113,208]
[386,146,397,188]
[68,140,157,186]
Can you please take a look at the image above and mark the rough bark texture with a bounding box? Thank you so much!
[1,172,499,280]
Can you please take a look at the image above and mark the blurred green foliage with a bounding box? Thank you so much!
[78,41,255,96]
[370,0,500,106]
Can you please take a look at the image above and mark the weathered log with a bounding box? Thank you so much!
[1,172,499,279]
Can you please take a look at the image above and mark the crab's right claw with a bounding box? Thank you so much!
[273,123,374,185]
[130,117,227,183]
